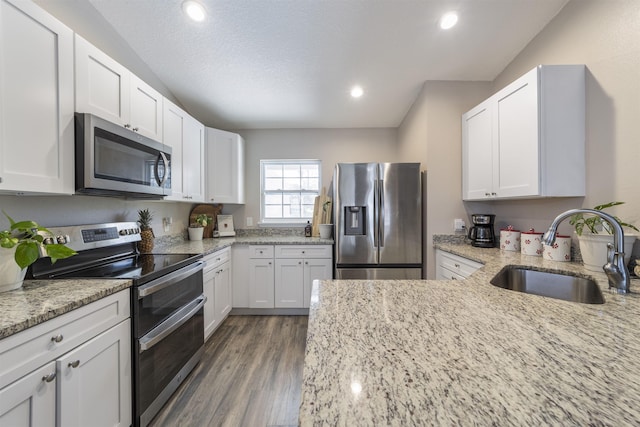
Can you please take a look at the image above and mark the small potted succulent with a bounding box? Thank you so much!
[188,214,212,241]
[570,201,638,271]
[0,212,76,293]
[137,209,155,253]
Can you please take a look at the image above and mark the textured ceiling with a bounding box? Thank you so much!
[87,0,569,129]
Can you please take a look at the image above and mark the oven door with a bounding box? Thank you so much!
[75,112,171,197]
[133,261,205,427]
[137,294,205,427]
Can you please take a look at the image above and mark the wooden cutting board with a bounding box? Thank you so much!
[311,188,331,237]
[189,204,223,239]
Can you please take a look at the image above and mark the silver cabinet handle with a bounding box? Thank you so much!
[302,250,305,254]
[42,372,56,382]
[51,334,63,343]
[305,261,308,265]
[132,127,139,132]
[298,261,302,265]
[454,263,460,268]
[124,124,131,129]
[68,360,80,368]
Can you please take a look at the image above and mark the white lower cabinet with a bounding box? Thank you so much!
[233,244,333,310]
[0,362,56,427]
[203,247,232,340]
[435,249,483,281]
[0,290,131,427]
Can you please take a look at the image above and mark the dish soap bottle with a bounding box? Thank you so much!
[305,221,312,237]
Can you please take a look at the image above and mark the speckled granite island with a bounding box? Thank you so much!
[300,243,640,425]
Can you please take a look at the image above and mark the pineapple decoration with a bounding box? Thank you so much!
[137,209,155,253]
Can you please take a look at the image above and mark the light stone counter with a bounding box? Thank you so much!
[0,278,131,339]
[300,243,640,426]
[1,234,333,340]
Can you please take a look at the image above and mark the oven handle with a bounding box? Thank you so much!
[137,261,204,299]
[139,294,206,354]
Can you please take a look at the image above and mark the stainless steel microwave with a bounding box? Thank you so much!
[75,113,171,198]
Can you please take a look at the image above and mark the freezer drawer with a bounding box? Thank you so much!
[335,268,422,280]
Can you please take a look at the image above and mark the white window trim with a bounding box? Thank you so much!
[260,159,322,226]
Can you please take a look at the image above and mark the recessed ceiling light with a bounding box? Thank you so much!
[183,1,206,22]
[439,12,458,30]
[351,86,364,98]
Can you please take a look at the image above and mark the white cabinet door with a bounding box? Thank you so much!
[274,259,304,308]
[163,99,186,201]
[232,245,250,308]
[214,261,232,319]
[462,101,493,200]
[462,65,585,201]
[303,258,333,308]
[75,35,164,142]
[183,116,205,202]
[205,128,245,204]
[57,320,131,427]
[249,258,274,308]
[203,267,216,341]
[0,362,56,427]
[130,74,163,142]
[494,68,539,198]
[0,0,74,194]
[74,34,130,127]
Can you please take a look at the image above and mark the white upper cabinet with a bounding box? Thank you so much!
[205,128,245,204]
[75,34,163,142]
[462,65,585,201]
[0,0,74,194]
[163,99,205,202]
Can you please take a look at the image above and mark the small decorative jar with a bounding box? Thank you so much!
[543,234,571,262]
[521,229,544,257]
[500,226,521,252]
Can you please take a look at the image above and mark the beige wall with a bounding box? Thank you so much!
[398,82,492,278]
[227,128,399,228]
[477,0,640,239]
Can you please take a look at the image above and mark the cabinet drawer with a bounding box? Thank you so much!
[274,245,332,259]
[249,245,274,259]
[437,250,482,279]
[437,266,466,281]
[0,289,130,389]
[203,247,231,271]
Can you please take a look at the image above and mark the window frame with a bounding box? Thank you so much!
[259,159,322,225]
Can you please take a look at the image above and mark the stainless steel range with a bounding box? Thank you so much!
[28,222,205,427]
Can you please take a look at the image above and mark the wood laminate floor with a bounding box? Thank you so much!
[149,315,308,427]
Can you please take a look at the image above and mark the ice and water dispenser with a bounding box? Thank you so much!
[344,206,366,235]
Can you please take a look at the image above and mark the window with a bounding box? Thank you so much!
[260,160,321,224]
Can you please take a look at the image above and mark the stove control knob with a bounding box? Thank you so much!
[43,237,54,245]
[56,235,66,244]
[119,229,128,236]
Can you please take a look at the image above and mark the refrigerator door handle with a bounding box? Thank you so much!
[379,179,385,247]
[373,179,378,248]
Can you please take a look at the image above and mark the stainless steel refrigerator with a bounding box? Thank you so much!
[334,162,422,279]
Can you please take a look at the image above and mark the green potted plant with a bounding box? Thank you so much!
[0,212,76,293]
[188,214,212,241]
[137,209,155,253]
[569,201,638,271]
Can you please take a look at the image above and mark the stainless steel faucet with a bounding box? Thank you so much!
[542,209,630,293]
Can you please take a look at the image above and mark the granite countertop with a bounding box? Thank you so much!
[300,243,640,425]
[0,278,131,339]
[154,235,333,255]
[0,234,333,340]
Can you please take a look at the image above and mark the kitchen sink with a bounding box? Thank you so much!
[490,266,604,304]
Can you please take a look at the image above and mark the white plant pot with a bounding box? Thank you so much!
[0,248,27,293]
[188,227,204,241]
[577,232,636,272]
[319,224,333,239]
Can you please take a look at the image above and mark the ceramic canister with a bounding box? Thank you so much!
[521,229,544,257]
[500,226,521,252]
[543,234,571,262]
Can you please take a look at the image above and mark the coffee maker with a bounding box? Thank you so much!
[467,214,496,248]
